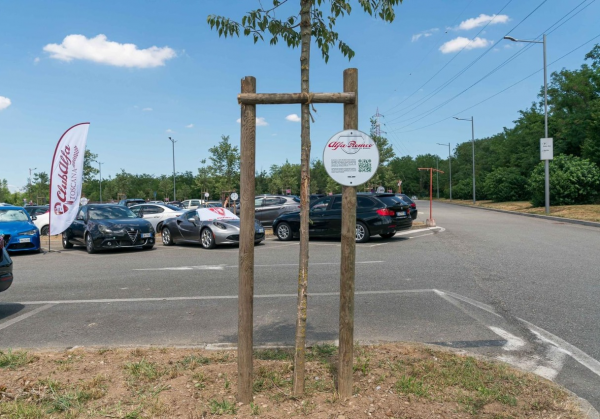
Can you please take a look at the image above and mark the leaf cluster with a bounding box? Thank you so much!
[208,0,402,62]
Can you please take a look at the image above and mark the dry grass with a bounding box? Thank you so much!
[0,344,586,418]
[438,199,600,222]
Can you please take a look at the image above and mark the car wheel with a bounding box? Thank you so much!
[156,222,163,233]
[62,232,73,249]
[276,222,293,241]
[162,227,174,246]
[200,228,216,249]
[380,232,395,239]
[41,225,49,236]
[355,222,370,243]
[85,233,96,254]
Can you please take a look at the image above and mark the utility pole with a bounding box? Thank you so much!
[168,137,177,201]
[437,143,452,200]
[436,156,439,199]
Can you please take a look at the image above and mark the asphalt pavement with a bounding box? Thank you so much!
[1,201,599,410]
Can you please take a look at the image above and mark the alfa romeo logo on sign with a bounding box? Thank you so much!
[323,130,379,186]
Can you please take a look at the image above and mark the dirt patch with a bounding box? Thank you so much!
[0,344,585,418]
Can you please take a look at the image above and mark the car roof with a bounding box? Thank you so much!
[0,206,27,210]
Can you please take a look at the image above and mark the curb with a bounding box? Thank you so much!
[436,201,600,228]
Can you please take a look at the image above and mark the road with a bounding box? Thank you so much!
[1,201,599,410]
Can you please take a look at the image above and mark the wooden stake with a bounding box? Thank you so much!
[237,92,355,105]
[338,68,358,398]
[238,75,256,404]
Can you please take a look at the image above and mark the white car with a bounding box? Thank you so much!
[181,199,204,210]
[130,203,184,232]
[25,206,50,236]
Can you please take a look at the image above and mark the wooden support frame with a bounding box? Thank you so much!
[236,69,359,403]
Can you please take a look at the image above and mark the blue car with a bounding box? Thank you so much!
[0,206,41,253]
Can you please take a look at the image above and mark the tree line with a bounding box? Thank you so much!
[2,45,599,207]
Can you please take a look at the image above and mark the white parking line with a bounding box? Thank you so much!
[0,304,55,331]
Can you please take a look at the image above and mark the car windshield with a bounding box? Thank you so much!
[378,196,404,207]
[89,206,137,220]
[0,209,30,222]
[163,204,182,211]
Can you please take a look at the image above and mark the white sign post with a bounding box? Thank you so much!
[323,130,379,187]
[230,192,239,201]
[204,192,209,198]
[540,138,553,160]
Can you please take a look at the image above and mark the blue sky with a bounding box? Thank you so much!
[1,0,599,192]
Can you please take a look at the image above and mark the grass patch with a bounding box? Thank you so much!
[0,349,36,369]
[254,348,293,361]
[209,398,237,415]
[395,375,429,397]
[123,358,165,382]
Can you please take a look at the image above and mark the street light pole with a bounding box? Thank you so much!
[28,167,37,203]
[98,162,103,203]
[504,34,549,214]
[437,143,452,200]
[454,116,476,204]
[436,156,439,199]
[168,137,177,201]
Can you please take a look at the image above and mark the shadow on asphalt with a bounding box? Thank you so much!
[220,320,337,345]
[0,303,25,321]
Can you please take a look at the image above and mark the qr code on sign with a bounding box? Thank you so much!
[358,159,371,173]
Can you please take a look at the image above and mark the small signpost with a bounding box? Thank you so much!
[204,192,209,200]
[323,130,379,186]
[540,138,553,160]
[376,186,385,193]
[397,180,402,194]
[230,192,239,215]
[418,168,444,227]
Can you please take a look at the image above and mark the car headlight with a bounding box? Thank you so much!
[98,225,112,234]
[19,229,38,236]
[213,221,227,230]
[149,224,155,233]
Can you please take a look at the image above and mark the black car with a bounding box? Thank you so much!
[118,198,147,207]
[0,236,13,292]
[396,194,418,220]
[62,204,155,254]
[272,193,412,243]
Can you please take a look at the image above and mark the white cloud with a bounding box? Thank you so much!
[43,34,177,68]
[285,113,301,122]
[236,117,268,126]
[142,107,153,111]
[411,28,439,42]
[0,96,11,111]
[185,124,194,128]
[439,37,492,54]
[457,14,509,31]
[166,129,174,133]
[34,57,40,64]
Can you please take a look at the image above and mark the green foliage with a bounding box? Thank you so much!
[483,168,529,202]
[528,155,600,206]
[207,0,403,63]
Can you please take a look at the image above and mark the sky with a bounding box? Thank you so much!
[1,0,599,193]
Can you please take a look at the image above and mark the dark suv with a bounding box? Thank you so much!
[272,193,412,243]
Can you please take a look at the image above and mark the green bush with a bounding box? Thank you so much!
[483,168,529,202]
[528,154,600,206]
[452,178,473,200]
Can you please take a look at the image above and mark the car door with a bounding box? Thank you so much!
[309,196,333,236]
[253,198,267,223]
[259,197,285,225]
[322,196,342,236]
[71,207,87,244]
[177,210,201,241]
[141,205,164,230]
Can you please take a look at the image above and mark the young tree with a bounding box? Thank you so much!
[208,0,404,396]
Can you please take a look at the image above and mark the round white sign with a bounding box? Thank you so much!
[323,130,379,187]
[80,197,89,206]
[204,192,209,198]
[230,192,239,201]
[377,186,385,193]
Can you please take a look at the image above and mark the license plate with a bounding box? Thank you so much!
[19,238,31,243]
[141,233,152,238]
[258,228,264,233]
[396,212,406,217]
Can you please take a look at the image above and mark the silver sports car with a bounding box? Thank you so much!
[161,208,265,249]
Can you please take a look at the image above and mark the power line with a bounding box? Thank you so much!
[382,0,515,116]
[389,31,600,135]
[384,0,549,122]
[386,0,593,129]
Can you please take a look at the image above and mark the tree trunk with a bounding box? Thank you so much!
[293,0,311,397]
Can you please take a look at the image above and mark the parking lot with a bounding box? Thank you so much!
[2,202,600,410]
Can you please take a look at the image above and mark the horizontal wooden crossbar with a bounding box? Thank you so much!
[237,92,355,105]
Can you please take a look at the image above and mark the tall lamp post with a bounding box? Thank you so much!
[437,143,452,200]
[28,167,37,204]
[453,116,476,204]
[504,34,549,214]
[168,137,177,201]
[436,156,439,199]
[97,161,103,203]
